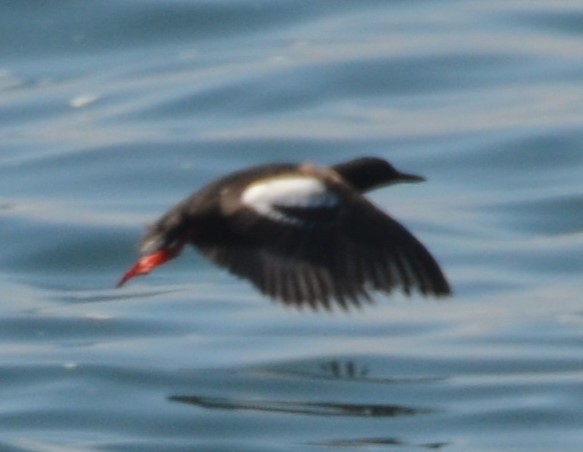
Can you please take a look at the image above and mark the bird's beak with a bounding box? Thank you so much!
[116,245,182,287]
[397,171,425,183]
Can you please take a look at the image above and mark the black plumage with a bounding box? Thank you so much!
[118,157,451,310]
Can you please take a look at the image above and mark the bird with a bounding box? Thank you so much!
[117,157,451,310]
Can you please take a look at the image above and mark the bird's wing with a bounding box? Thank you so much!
[198,176,451,310]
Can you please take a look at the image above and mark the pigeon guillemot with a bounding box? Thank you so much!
[117,157,451,310]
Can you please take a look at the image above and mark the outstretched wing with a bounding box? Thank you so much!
[198,176,451,310]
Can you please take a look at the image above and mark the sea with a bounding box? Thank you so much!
[1,1,582,451]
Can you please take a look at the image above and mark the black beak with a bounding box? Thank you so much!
[396,171,426,183]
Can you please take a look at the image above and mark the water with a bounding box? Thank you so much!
[1,1,582,450]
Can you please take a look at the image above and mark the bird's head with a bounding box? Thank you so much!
[332,157,425,192]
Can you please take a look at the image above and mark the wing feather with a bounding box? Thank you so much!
[197,183,450,310]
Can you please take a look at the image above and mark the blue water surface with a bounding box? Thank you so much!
[1,1,582,450]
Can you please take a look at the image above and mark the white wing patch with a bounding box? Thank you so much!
[241,176,339,226]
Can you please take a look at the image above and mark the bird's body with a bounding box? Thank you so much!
[118,157,451,310]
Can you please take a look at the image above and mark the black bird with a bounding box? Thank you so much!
[117,157,451,310]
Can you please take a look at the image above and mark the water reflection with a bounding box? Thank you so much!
[319,359,369,379]
[169,359,435,418]
[263,358,446,384]
[169,393,429,418]
[313,437,448,449]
